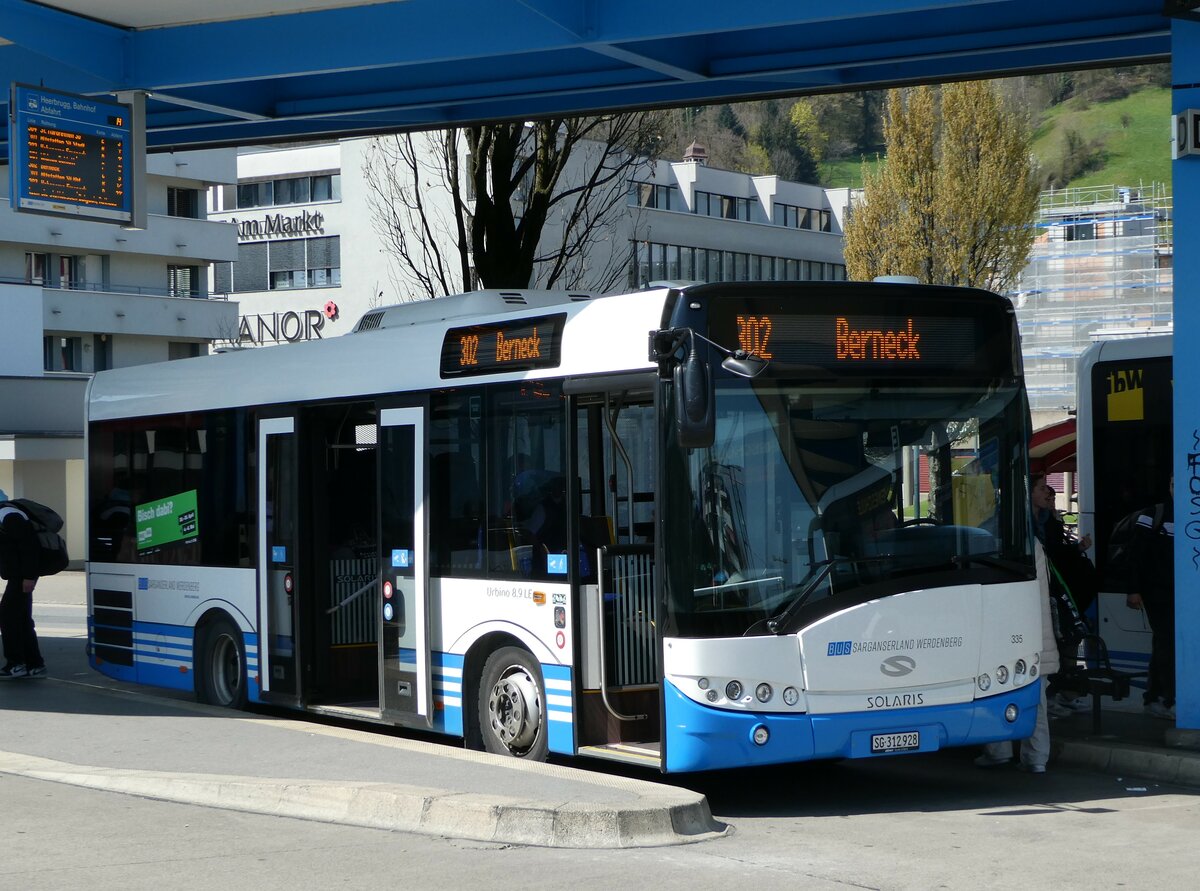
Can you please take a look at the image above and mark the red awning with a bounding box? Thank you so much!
[1029,418,1076,474]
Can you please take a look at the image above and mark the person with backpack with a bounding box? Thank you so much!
[1125,477,1175,720]
[0,488,47,680]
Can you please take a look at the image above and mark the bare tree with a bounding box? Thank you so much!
[363,131,472,300]
[365,113,665,299]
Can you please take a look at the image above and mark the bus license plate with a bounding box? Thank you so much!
[871,731,919,752]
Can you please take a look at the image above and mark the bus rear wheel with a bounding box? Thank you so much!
[478,646,548,760]
[197,616,248,709]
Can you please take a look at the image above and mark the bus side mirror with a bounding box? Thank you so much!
[675,347,714,449]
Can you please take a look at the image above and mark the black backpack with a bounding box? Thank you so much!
[1105,503,1164,590]
[0,498,70,578]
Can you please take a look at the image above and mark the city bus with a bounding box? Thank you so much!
[85,281,1042,773]
[1076,333,1172,678]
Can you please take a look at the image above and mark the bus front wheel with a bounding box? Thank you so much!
[478,646,548,761]
[197,616,248,709]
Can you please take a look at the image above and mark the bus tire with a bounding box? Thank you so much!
[197,616,248,709]
[477,646,548,761]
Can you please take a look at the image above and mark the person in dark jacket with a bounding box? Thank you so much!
[1030,474,1097,714]
[1126,477,1175,720]
[0,489,46,679]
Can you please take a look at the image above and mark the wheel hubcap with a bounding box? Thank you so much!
[487,665,541,753]
[211,633,241,704]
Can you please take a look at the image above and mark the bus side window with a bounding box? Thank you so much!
[484,381,566,581]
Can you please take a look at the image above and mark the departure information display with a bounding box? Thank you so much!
[9,84,133,224]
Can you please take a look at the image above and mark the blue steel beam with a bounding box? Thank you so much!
[124,0,1031,89]
[0,0,128,85]
[0,0,1177,152]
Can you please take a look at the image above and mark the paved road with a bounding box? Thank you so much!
[2,573,1198,890]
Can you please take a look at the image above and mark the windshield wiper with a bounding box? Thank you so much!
[950,553,1032,575]
[761,555,893,635]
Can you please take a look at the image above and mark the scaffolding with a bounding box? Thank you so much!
[1012,183,1173,416]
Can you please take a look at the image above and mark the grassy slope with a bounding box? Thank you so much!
[1030,86,1171,190]
[818,86,1170,191]
[821,155,880,189]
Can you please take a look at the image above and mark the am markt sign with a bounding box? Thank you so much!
[235,209,325,239]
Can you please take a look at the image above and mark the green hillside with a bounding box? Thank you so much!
[1031,86,1171,190]
[815,85,1171,192]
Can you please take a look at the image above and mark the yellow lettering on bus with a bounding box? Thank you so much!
[736,315,774,358]
[835,317,921,360]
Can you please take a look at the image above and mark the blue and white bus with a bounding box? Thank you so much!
[85,281,1042,772]
[1076,333,1173,679]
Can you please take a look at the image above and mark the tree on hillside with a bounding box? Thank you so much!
[843,81,1039,293]
[364,113,664,298]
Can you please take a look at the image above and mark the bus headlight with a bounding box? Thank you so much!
[1005,704,1020,723]
[783,686,800,706]
[751,724,770,746]
[706,689,718,703]
[755,683,773,703]
[1029,664,1038,678]
[725,680,743,701]
[996,665,1009,685]
[697,677,710,691]
[977,673,992,692]
[1014,659,1027,680]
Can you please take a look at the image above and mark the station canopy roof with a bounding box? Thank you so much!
[0,1,1176,157]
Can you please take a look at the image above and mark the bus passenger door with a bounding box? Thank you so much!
[378,407,432,725]
[571,381,661,760]
[258,415,301,706]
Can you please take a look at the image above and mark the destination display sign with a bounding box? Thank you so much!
[9,84,133,223]
[440,313,566,378]
[708,295,1009,377]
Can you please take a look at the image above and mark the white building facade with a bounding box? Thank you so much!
[206,137,848,349]
[0,150,239,562]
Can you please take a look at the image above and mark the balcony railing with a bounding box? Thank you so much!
[0,276,230,301]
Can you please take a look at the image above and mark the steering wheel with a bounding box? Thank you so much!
[901,517,938,527]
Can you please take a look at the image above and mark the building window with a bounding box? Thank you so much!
[44,336,82,372]
[93,335,113,372]
[168,187,200,219]
[58,255,81,289]
[168,265,202,298]
[168,342,202,361]
[25,252,49,285]
[628,182,681,211]
[236,173,340,209]
[222,236,341,294]
[627,240,837,288]
[237,181,274,209]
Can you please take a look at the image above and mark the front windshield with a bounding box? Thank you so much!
[661,377,1034,638]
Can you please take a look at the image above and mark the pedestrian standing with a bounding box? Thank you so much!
[1126,477,1175,719]
[975,475,1060,773]
[0,488,47,679]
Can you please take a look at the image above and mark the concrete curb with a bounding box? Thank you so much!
[1056,739,1200,787]
[0,751,725,848]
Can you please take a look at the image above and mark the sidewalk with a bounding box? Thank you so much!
[1049,694,1200,786]
[0,663,721,849]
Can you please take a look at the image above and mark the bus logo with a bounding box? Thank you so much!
[828,640,852,656]
[1107,368,1145,422]
[880,655,916,677]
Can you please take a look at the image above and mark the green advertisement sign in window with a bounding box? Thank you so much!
[135,490,199,552]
